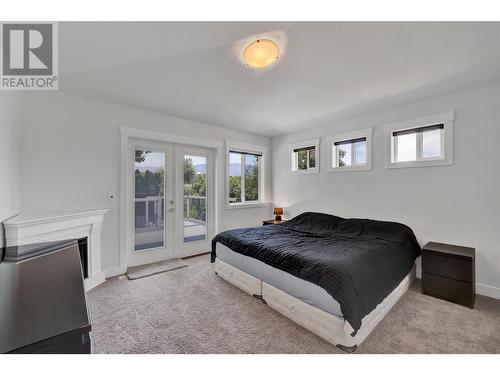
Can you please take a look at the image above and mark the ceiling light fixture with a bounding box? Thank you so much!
[243,39,280,69]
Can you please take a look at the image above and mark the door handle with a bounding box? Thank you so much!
[166,200,174,212]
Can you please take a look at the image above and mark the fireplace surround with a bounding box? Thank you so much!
[3,209,108,291]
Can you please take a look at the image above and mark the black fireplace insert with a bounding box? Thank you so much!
[77,237,88,279]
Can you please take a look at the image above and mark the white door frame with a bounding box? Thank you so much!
[118,127,223,275]
[174,144,215,258]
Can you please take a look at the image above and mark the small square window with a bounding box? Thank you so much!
[384,112,453,169]
[290,139,320,173]
[392,125,444,163]
[328,128,372,172]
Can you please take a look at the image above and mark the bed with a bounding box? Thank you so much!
[211,212,421,352]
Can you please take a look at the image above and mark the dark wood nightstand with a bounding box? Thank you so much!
[262,219,287,226]
[422,241,475,308]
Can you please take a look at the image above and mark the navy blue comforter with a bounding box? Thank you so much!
[211,212,421,334]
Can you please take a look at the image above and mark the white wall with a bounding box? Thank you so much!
[0,93,21,247]
[19,92,272,272]
[272,80,500,299]
[13,81,500,299]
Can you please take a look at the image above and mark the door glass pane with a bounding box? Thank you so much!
[395,133,417,162]
[337,144,352,167]
[244,154,259,202]
[354,141,367,165]
[134,150,165,251]
[184,155,207,242]
[422,129,442,158]
[229,152,242,204]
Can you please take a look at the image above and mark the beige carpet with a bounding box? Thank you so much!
[87,254,500,354]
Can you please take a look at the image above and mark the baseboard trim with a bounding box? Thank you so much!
[105,266,126,279]
[476,283,500,300]
[181,251,211,260]
[84,272,105,291]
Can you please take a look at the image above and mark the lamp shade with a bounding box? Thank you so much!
[243,39,280,69]
[273,207,283,215]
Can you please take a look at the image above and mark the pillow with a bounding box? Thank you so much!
[287,212,416,242]
[285,212,343,232]
[335,218,415,242]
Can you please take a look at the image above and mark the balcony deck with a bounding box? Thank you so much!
[135,219,206,250]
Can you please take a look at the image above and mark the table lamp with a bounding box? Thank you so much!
[274,207,283,221]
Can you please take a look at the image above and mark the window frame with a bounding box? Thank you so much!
[225,141,267,209]
[327,127,372,172]
[289,138,320,174]
[384,111,454,169]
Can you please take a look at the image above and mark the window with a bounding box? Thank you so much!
[384,112,454,168]
[328,128,372,172]
[134,150,165,251]
[392,124,444,163]
[290,138,320,173]
[183,155,207,242]
[226,141,266,207]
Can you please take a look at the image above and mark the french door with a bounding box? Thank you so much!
[127,140,214,267]
[174,145,215,258]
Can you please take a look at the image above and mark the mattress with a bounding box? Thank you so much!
[216,242,343,317]
[214,257,415,348]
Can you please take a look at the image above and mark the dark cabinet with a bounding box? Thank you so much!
[422,241,475,308]
[0,240,91,354]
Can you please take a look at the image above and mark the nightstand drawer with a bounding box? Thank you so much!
[422,253,472,282]
[422,272,474,308]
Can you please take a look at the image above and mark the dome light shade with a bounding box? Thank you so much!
[243,39,280,69]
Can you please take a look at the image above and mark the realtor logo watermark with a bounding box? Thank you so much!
[1,22,58,90]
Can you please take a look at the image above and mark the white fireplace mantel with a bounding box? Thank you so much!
[3,209,108,291]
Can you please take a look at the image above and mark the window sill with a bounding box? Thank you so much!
[328,165,371,173]
[290,168,319,175]
[225,202,271,210]
[385,158,452,169]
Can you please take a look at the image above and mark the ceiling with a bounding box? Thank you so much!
[59,22,500,137]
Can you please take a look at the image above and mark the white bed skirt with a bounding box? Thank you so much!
[215,256,262,296]
[215,258,415,349]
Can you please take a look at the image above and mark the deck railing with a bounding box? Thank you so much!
[135,195,206,228]
[184,195,206,222]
